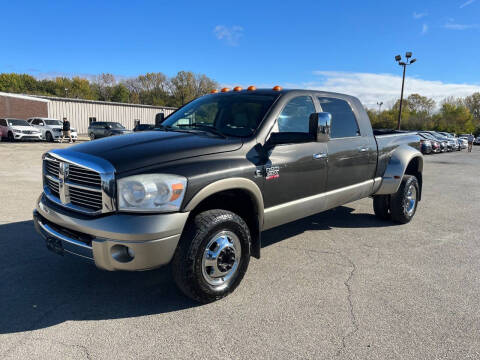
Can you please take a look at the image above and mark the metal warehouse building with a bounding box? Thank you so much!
[0,92,176,134]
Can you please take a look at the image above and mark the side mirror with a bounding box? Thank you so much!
[155,113,165,126]
[309,112,331,142]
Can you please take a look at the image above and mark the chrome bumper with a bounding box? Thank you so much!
[34,195,189,271]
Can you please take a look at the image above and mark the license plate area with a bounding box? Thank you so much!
[45,236,64,255]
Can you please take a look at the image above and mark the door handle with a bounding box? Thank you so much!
[313,153,328,159]
[358,146,369,152]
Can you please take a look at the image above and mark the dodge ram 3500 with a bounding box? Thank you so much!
[33,88,423,302]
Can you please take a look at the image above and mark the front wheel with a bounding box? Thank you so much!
[7,132,15,142]
[389,175,419,224]
[46,132,53,142]
[172,209,251,303]
[89,132,95,140]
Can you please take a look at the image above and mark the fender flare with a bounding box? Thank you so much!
[183,178,264,258]
[374,145,423,196]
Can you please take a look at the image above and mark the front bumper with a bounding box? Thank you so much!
[14,133,42,140]
[33,195,189,271]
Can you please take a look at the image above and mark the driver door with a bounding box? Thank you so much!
[262,95,328,226]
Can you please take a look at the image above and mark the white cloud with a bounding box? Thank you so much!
[421,24,428,34]
[444,21,479,30]
[460,0,475,8]
[213,25,244,46]
[285,71,480,109]
[413,11,427,19]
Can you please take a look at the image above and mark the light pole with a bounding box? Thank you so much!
[377,101,383,113]
[395,52,416,130]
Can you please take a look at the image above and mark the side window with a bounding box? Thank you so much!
[318,97,360,138]
[276,96,315,133]
[0,119,6,126]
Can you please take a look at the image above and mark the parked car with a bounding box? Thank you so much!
[427,132,453,152]
[419,137,432,154]
[133,123,155,132]
[474,137,480,145]
[88,122,131,140]
[457,137,468,149]
[0,118,42,141]
[33,88,424,303]
[419,132,444,152]
[27,118,78,142]
[438,132,461,151]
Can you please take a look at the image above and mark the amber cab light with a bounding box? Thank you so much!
[272,85,282,91]
[247,85,257,91]
[210,89,219,94]
[221,88,230,92]
[233,86,243,91]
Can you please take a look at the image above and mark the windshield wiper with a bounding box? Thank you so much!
[174,124,227,138]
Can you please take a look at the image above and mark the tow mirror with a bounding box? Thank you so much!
[309,112,331,142]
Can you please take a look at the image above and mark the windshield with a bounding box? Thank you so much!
[45,120,63,126]
[7,119,30,127]
[110,123,124,129]
[162,93,278,137]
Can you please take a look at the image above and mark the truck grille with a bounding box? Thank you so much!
[43,154,111,214]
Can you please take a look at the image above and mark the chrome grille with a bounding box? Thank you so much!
[43,152,115,215]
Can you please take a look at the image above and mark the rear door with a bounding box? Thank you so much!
[318,96,375,191]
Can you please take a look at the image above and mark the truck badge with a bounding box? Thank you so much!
[265,166,279,180]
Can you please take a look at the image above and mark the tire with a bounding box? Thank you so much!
[172,209,251,303]
[89,132,95,140]
[46,132,53,142]
[373,195,390,220]
[389,175,419,224]
[7,132,15,142]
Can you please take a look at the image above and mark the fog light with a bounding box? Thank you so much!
[111,244,135,263]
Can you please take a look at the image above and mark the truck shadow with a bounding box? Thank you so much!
[0,207,392,334]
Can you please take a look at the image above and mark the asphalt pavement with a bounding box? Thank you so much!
[1,142,479,359]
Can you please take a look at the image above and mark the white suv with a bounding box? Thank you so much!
[0,118,42,141]
[27,118,78,142]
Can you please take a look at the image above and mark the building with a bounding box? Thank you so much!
[0,92,176,134]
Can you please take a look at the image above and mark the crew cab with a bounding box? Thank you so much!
[33,88,423,303]
[0,118,42,141]
[27,118,78,142]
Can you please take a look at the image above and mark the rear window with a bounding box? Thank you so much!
[318,97,360,138]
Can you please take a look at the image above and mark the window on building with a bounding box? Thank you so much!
[317,97,360,138]
[89,117,97,125]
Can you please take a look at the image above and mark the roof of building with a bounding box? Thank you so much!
[0,91,176,110]
[0,91,49,102]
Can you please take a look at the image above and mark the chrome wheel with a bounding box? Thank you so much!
[404,184,417,216]
[201,231,241,289]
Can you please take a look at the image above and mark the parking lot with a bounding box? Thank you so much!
[0,141,479,359]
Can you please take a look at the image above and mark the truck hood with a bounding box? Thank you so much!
[70,130,243,173]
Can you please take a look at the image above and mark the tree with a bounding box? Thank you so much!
[111,84,130,103]
[463,92,480,123]
[407,93,435,115]
[168,71,218,107]
[94,73,116,101]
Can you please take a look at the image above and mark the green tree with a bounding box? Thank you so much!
[111,84,130,103]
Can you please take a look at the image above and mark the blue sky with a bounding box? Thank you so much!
[2,0,480,107]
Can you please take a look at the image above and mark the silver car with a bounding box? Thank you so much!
[28,118,78,142]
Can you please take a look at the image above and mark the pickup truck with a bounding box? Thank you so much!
[33,88,423,303]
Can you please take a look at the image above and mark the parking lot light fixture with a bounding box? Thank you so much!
[395,52,417,130]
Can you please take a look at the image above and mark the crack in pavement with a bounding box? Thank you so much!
[335,252,358,358]
[276,244,360,358]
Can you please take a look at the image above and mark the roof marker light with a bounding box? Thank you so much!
[247,85,257,91]
[272,85,282,91]
[210,89,219,94]
[233,86,243,91]
[221,88,230,92]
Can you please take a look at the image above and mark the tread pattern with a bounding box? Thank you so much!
[373,195,390,220]
[390,175,419,224]
[172,209,251,303]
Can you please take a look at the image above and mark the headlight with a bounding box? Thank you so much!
[13,129,21,133]
[53,128,61,132]
[118,174,187,212]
